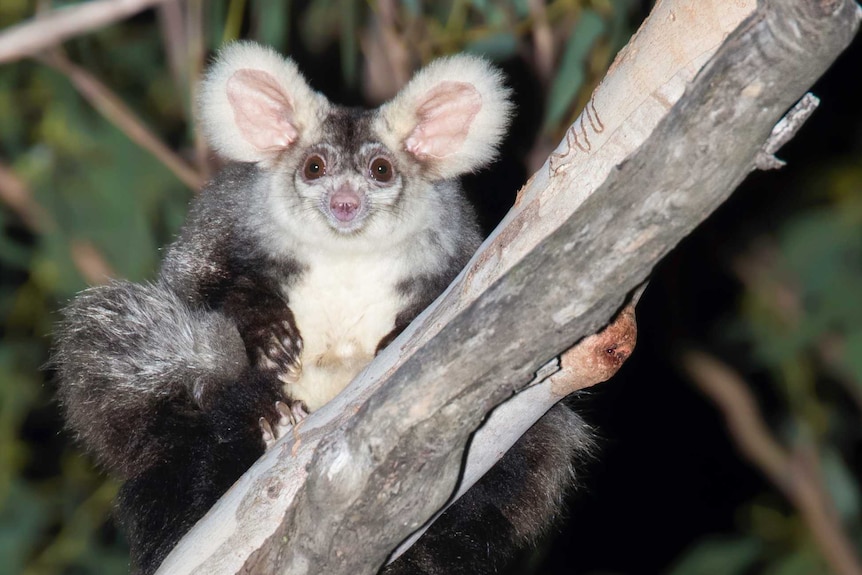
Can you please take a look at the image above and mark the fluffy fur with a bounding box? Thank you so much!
[52,41,590,575]
[198,42,329,164]
[375,55,513,179]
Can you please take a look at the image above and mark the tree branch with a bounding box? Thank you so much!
[0,0,177,64]
[155,0,861,573]
[389,295,640,560]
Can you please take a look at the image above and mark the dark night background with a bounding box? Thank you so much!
[545,23,862,575]
[0,2,860,575]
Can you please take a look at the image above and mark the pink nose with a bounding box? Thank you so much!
[329,186,362,222]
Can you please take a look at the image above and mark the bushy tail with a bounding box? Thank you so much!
[383,404,593,575]
[52,280,249,478]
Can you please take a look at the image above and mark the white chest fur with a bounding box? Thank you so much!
[283,253,405,411]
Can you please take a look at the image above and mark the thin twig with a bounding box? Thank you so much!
[187,0,211,180]
[0,0,176,64]
[762,93,820,156]
[547,299,638,394]
[528,0,555,84]
[360,0,411,103]
[755,92,820,170]
[70,239,116,285]
[0,161,115,284]
[0,161,54,232]
[39,50,203,191]
[682,350,862,575]
[157,0,189,96]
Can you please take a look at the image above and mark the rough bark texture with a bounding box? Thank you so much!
[155,0,861,573]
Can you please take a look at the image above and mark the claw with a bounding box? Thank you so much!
[260,355,280,371]
[290,401,309,425]
[260,417,275,448]
[275,401,292,426]
[277,370,301,385]
[263,401,308,450]
[274,400,308,426]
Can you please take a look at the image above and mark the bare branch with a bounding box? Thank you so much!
[186,0,211,180]
[0,161,115,284]
[39,51,204,191]
[360,1,412,105]
[389,298,639,561]
[157,0,190,96]
[0,161,54,232]
[70,239,116,285]
[528,0,555,84]
[0,0,177,64]
[682,350,862,575]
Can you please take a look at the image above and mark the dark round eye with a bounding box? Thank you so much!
[369,157,394,183]
[303,154,326,180]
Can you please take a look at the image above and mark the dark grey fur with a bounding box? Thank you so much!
[51,55,590,575]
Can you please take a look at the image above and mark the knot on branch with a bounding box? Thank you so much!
[550,303,637,396]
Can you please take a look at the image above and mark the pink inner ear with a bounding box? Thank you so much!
[405,81,482,160]
[227,69,299,152]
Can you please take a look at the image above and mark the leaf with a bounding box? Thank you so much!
[208,0,229,51]
[0,481,50,575]
[763,548,828,575]
[0,71,26,155]
[666,537,762,575]
[544,9,607,132]
[27,79,188,283]
[819,448,861,523]
[223,0,248,44]
[780,209,862,328]
[465,32,517,59]
[400,0,421,17]
[301,0,339,53]
[252,0,290,51]
[340,0,358,87]
[0,224,33,270]
[509,0,529,18]
[609,0,636,51]
[841,329,862,387]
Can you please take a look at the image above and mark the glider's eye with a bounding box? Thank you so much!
[303,154,326,180]
[369,157,394,183]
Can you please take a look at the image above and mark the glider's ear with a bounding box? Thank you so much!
[378,55,513,179]
[198,41,327,163]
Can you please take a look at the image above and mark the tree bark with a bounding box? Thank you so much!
[155,0,862,573]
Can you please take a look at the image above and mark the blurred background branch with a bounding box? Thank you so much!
[0,1,859,575]
[683,349,862,575]
[37,49,203,190]
[0,0,176,64]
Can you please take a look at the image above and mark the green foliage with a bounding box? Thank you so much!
[544,9,606,131]
[672,159,862,573]
[667,537,763,575]
[0,4,193,574]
